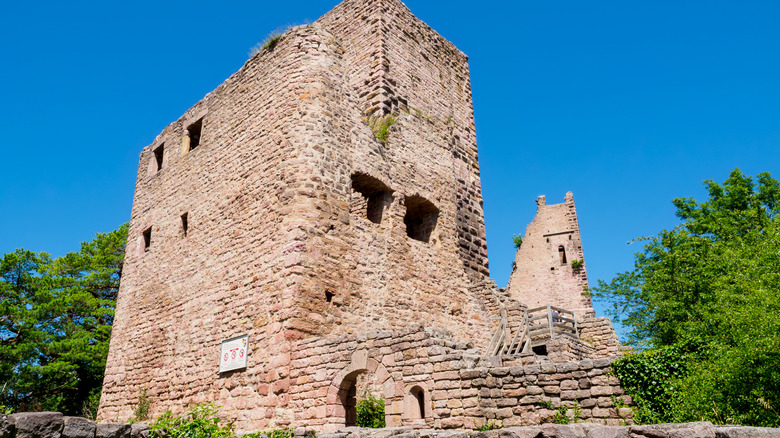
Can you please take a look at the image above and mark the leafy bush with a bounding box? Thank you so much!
[355,394,385,428]
[610,345,688,424]
[511,234,523,249]
[571,259,583,270]
[150,403,234,438]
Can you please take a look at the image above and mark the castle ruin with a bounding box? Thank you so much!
[98,0,626,432]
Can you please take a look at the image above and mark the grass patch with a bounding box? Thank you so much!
[249,27,290,57]
[366,114,397,143]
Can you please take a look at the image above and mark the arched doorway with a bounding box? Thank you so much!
[338,370,362,426]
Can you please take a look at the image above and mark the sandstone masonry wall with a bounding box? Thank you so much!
[101,0,493,426]
[507,193,593,318]
[284,326,631,434]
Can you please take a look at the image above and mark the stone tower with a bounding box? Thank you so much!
[99,0,492,425]
[506,192,594,318]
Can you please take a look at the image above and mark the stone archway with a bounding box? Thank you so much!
[325,350,400,431]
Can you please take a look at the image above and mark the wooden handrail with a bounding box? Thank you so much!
[485,303,579,357]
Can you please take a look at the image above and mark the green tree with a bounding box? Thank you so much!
[0,224,128,415]
[595,170,780,426]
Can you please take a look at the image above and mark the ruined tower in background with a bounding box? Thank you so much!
[506,192,594,318]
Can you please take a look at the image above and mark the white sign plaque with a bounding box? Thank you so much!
[219,335,249,373]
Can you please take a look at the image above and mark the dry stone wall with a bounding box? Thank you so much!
[317,423,780,438]
[285,326,631,434]
[0,413,148,438]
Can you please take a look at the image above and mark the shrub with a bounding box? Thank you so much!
[150,403,234,438]
[134,388,151,421]
[610,345,688,424]
[355,394,385,428]
[512,234,523,249]
[571,259,584,270]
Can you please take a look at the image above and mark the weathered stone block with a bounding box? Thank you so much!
[63,417,96,438]
[96,423,131,438]
[11,412,63,438]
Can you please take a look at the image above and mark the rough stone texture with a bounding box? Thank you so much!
[0,415,14,438]
[9,412,63,438]
[62,417,96,438]
[715,426,780,438]
[129,424,149,438]
[287,326,632,433]
[507,193,593,319]
[95,423,131,438]
[0,418,778,438]
[100,0,492,425]
[301,424,780,438]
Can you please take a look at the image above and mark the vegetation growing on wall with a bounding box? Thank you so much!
[512,234,523,249]
[595,169,780,427]
[366,114,397,143]
[0,224,128,416]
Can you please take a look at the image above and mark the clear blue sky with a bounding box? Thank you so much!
[2,0,779,332]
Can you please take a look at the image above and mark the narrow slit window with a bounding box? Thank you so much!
[187,119,203,151]
[558,245,567,264]
[142,227,152,251]
[181,213,189,237]
[409,386,426,419]
[153,144,164,172]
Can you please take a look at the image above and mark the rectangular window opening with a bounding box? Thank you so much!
[404,195,439,243]
[142,227,152,251]
[187,119,203,150]
[153,144,164,172]
[181,213,189,237]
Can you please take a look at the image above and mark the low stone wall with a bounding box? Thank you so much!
[285,326,632,433]
[0,412,148,438]
[318,423,780,438]
[6,414,777,438]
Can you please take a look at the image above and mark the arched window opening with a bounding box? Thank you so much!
[404,196,439,243]
[558,245,567,265]
[408,386,426,419]
[351,173,393,225]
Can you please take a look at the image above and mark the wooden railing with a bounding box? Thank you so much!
[485,304,578,357]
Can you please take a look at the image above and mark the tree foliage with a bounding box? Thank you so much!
[0,224,128,415]
[595,169,780,426]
